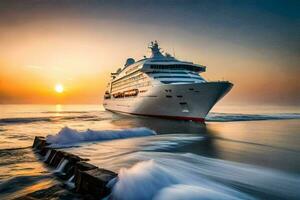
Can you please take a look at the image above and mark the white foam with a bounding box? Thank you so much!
[46,127,156,145]
[110,160,254,200]
[154,184,243,200]
[110,152,300,200]
[111,160,176,200]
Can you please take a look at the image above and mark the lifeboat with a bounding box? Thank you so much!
[124,89,139,97]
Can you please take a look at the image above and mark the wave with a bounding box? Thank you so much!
[0,117,52,124]
[109,152,300,200]
[46,127,156,145]
[109,160,254,200]
[0,115,104,125]
[206,112,300,122]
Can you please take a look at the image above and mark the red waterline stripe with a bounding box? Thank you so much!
[105,108,205,122]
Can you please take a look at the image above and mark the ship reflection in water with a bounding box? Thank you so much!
[0,105,300,199]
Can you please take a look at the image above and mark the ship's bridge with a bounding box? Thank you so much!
[141,41,206,73]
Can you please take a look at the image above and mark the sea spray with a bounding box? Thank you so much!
[111,160,176,200]
[46,126,156,145]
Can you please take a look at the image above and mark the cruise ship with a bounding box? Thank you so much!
[103,41,233,122]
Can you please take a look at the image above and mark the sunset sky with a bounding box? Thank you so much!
[0,0,299,105]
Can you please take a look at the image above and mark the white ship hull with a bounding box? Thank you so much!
[103,82,232,122]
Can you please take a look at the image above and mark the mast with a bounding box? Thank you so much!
[149,41,164,59]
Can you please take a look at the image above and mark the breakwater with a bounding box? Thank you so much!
[31,136,117,200]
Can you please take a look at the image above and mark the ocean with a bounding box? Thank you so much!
[0,104,300,200]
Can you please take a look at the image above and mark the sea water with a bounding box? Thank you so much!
[0,104,300,199]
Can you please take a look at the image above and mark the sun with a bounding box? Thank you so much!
[54,84,64,93]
